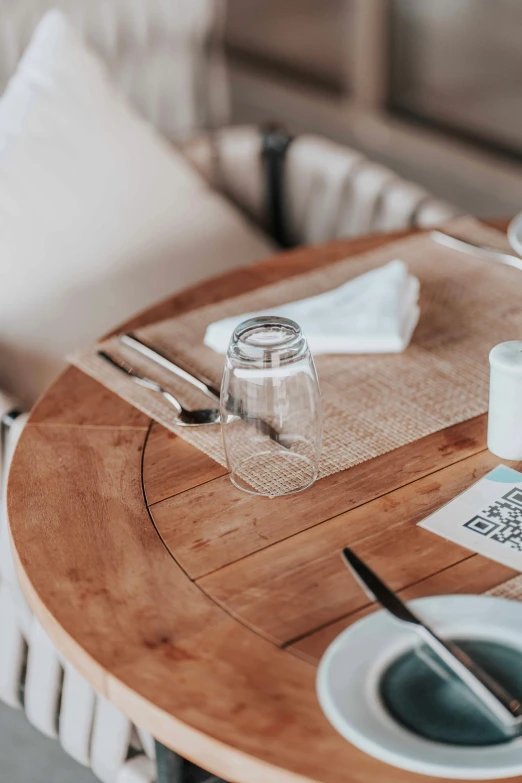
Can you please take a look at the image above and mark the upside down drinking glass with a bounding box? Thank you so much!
[220,316,322,497]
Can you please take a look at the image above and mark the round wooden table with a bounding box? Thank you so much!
[7,227,519,783]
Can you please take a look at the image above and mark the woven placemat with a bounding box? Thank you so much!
[487,575,522,601]
[71,217,522,492]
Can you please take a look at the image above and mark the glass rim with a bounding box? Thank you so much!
[233,315,303,351]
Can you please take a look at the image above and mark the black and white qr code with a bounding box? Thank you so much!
[464,487,522,551]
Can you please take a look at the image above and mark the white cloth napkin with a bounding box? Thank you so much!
[204,260,420,355]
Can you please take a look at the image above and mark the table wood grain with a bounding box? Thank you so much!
[8,225,521,783]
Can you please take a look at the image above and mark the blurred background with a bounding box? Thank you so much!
[224,0,522,217]
[0,0,520,218]
[1,2,522,782]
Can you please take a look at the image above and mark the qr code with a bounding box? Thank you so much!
[464,487,522,551]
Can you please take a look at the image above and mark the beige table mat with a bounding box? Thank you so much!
[71,217,522,482]
[488,575,522,601]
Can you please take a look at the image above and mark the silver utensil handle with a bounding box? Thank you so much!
[430,230,522,272]
[120,334,220,401]
[418,625,522,731]
[98,351,183,414]
[159,390,183,414]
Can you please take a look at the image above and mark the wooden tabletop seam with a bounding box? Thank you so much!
[24,420,150,431]
[282,552,480,652]
[146,470,226,507]
[188,443,490,583]
[139,420,196,582]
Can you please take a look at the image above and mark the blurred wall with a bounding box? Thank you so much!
[226,0,348,92]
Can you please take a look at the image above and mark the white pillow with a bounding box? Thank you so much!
[0,10,272,405]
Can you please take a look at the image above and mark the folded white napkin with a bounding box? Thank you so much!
[204,260,420,355]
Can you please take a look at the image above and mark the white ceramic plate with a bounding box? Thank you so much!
[508,213,522,257]
[317,595,522,779]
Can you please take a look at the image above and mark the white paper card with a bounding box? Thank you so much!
[418,465,522,571]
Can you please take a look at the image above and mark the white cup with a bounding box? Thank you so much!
[488,341,522,460]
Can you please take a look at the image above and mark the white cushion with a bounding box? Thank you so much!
[0,10,272,405]
[0,0,228,142]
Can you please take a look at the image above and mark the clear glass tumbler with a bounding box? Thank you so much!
[220,316,322,497]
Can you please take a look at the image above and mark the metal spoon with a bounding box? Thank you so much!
[97,351,220,426]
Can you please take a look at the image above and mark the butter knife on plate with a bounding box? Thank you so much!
[119,332,289,448]
[342,547,522,734]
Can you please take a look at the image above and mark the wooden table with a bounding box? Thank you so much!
[7,227,522,783]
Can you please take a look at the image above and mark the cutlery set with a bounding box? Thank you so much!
[98,335,221,427]
[99,333,288,445]
[97,350,220,426]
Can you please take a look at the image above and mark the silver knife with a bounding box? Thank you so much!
[342,547,522,733]
[431,230,522,272]
[119,332,289,449]
[120,333,221,401]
